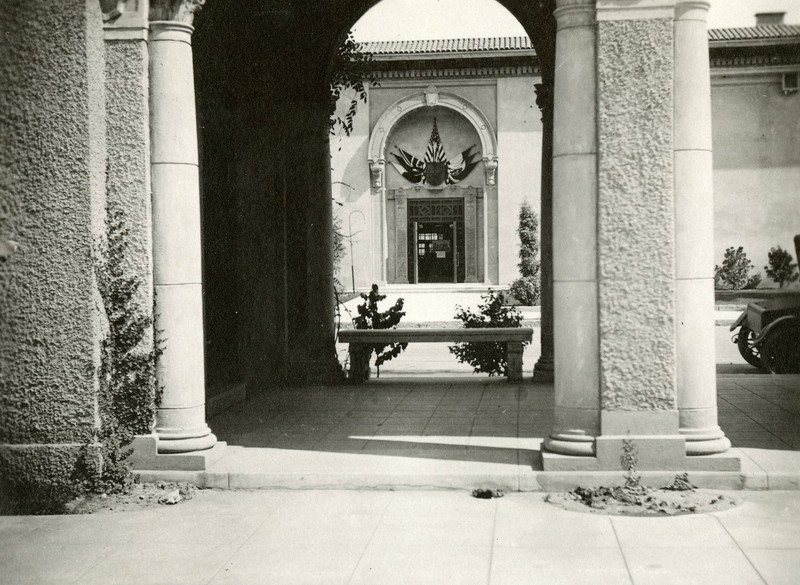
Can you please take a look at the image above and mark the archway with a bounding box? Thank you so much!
[191,0,731,469]
[192,0,557,391]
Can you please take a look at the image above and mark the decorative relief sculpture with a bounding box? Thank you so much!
[100,0,124,22]
[425,85,439,107]
[389,119,480,187]
[369,159,385,189]
[483,157,498,186]
[150,0,206,23]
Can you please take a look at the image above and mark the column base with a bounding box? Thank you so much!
[155,407,217,453]
[542,434,740,471]
[156,432,217,454]
[132,434,226,468]
[681,426,732,455]
[532,354,554,383]
[543,433,595,456]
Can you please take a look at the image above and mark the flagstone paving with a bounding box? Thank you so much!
[2,489,800,585]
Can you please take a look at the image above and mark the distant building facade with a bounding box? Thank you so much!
[332,26,800,290]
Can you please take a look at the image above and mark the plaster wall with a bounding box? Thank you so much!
[331,87,374,289]
[104,36,154,315]
[711,77,800,284]
[497,76,541,285]
[0,0,106,478]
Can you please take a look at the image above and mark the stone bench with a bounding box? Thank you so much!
[338,327,533,382]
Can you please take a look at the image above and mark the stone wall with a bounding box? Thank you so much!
[0,0,106,484]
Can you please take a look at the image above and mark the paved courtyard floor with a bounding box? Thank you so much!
[2,489,799,585]
[4,327,800,584]
[193,331,800,491]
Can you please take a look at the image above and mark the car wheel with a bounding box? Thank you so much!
[761,320,800,374]
[736,325,764,369]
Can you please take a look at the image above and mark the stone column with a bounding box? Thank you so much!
[544,0,600,456]
[543,0,737,472]
[303,104,344,383]
[674,0,730,455]
[533,81,555,383]
[149,0,215,452]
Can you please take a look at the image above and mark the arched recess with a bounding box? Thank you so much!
[367,86,499,285]
[367,86,498,189]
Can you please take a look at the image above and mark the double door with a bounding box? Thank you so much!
[407,197,466,283]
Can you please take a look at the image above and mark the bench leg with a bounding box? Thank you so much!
[348,343,371,383]
[507,341,523,382]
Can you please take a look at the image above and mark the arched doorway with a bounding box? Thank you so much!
[368,89,499,285]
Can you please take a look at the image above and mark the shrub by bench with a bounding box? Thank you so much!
[338,327,533,382]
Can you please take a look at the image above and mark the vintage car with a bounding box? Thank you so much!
[730,235,800,374]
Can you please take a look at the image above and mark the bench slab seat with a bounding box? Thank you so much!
[339,327,533,382]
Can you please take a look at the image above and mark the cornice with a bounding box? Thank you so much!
[374,65,538,81]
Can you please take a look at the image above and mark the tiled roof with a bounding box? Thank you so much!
[361,26,800,56]
[362,37,533,55]
[709,24,800,41]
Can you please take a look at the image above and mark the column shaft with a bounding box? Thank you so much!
[303,112,343,382]
[674,0,730,454]
[545,0,600,455]
[533,82,554,383]
[150,21,215,452]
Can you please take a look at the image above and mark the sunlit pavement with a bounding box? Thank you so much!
[2,489,800,585]
[3,325,800,585]
[187,326,800,491]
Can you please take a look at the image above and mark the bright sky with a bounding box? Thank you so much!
[352,0,800,41]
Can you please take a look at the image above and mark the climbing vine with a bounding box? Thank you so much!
[80,208,162,494]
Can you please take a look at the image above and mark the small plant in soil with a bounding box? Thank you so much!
[348,284,407,381]
[547,437,740,516]
[450,290,526,376]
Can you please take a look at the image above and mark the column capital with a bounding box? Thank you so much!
[674,0,710,22]
[150,0,205,25]
[596,0,676,21]
[555,0,595,30]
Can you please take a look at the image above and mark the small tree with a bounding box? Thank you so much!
[450,290,525,376]
[764,245,799,288]
[714,246,761,290]
[348,284,406,381]
[509,200,541,305]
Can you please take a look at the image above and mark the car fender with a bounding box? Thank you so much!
[729,311,747,332]
[754,315,799,344]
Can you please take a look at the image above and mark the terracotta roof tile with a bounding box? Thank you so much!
[708,24,800,41]
[363,36,533,54]
[361,26,800,56]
